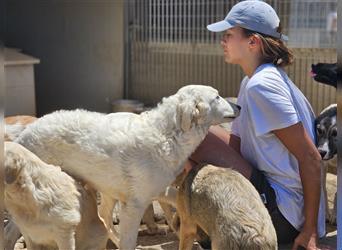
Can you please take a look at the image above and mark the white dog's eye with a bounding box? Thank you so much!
[215,96,220,100]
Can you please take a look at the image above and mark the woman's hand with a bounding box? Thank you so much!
[292,228,333,250]
[291,228,319,250]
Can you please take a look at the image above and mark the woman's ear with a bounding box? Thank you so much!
[248,35,261,47]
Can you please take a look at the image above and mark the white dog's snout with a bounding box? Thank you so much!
[224,101,240,119]
[231,103,241,117]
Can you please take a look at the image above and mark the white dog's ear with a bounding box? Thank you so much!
[177,101,196,131]
[195,102,209,125]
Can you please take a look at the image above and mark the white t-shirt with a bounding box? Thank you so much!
[231,63,326,237]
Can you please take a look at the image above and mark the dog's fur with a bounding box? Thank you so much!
[311,63,337,88]
[15,85,240,249]
[4,141,108,250]
[315,104,337,225]
[173,164,277,250]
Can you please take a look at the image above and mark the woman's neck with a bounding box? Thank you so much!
[240,58,263,78]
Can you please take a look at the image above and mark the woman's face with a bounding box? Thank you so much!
[220,27,251,64]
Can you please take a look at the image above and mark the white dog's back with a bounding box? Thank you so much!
[15,109,178,199]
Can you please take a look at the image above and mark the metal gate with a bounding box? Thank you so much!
[124,0,336,114]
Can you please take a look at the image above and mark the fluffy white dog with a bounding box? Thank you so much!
[4,141,108,250]
[15,85,240,249]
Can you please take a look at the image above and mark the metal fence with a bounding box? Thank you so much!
[125,0,337,115]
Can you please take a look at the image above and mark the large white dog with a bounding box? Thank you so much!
[15,85,240,249]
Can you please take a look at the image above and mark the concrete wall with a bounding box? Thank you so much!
[5,0,125,116]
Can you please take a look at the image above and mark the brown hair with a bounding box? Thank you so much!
[241,25,294,67]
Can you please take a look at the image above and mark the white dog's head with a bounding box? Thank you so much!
[175,85,240,131]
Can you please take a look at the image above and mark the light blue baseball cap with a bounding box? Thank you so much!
[207,0,288,41]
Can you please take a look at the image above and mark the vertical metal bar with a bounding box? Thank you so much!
[155,0,159,99]
[144,0,149,100]
[183,0,186,44]
[187,0,190,43]
[123,0,130,99]
[166,0,169,42]
[153,0,156,42]
[149,0,152,42]
[171,0,174,42]
[161,0,164,42]
[157,0,160,43]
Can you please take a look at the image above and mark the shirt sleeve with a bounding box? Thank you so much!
[246,82,300,137]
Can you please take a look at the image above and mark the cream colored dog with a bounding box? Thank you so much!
[4,141,108,250]
[15,85,240,249]
[174,164,277,250]
[5,116,38,250]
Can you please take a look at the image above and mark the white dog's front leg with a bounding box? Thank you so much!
[119,201,149,250]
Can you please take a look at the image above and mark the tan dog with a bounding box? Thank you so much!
[174,164,277,250]
[5,142,108,250]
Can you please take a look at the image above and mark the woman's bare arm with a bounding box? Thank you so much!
[188,125,252,179]
[273,122,321,250]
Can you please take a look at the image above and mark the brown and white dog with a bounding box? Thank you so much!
[311,62,337,225]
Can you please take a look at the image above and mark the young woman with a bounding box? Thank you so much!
[185,1,325,249]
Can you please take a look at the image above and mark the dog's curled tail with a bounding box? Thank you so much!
[5,124,27,141]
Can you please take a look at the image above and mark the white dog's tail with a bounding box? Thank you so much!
[5,124,27,141]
